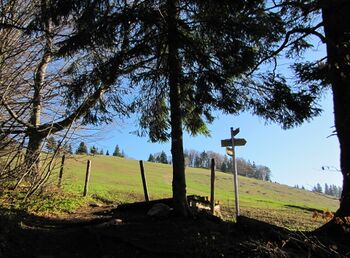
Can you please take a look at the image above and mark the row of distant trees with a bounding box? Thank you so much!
[311,183,342,198]
[147,149,271,181]
[46,137,73,154]
[294,183,342,198]
[47,139,125,157]
[76,142,125,157]
[148,151,169,164]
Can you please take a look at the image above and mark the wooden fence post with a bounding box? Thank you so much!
[139,160,149,202]
[58,155,65,188]
[210,158,215,214]
[83,160,91,197]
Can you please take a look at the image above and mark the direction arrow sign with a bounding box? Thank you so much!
[221,138,247,147]
[231,128,240,136]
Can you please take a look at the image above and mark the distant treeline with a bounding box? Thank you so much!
[46,139,126,157]
[294,183,342,198]
[311,183,342,198]
[148,149,272,181]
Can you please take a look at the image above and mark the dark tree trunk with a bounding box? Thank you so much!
[24,130,45,175]
[167,0,190,216]
[322,0,350,217]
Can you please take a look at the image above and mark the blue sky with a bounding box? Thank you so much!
[84,89,342,190]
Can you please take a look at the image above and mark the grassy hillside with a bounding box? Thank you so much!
[54,155,338,230]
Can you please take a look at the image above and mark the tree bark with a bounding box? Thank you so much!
[24,0,52,175]
[322,0,350,217]
[24,130,45,175]
[167,0,190,217]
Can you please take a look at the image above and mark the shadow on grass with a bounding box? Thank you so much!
[284,204,324,213]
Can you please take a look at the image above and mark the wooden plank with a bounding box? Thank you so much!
[221,138,247,147]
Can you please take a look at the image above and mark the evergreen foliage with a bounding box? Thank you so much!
[90,146,98,155]
[113,145,123,157]
[311,183,342,198]
[312,183,323,193]
[148,154,155,162]
[76,142,88,155]
[124,0,319,215]
[158,151,168,164]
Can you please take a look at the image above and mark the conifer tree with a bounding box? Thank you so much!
[148,154,155,162]
[90,146,98,155]
[159,151,168,164]
[76,142,88,155]
[113,145,122,157]
[125,0,320,216]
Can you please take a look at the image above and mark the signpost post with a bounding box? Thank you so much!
[221,127,246,219]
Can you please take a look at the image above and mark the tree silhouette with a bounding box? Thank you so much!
[113,145,122,157]
[159,151,168,164]
[76,142,88,155]
[90,146,98,155]
[148,154,155,162]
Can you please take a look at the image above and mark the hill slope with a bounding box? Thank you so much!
[57,155,338,230]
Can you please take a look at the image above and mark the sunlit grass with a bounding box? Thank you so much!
[47,154,339,230]
[0,154,337,230]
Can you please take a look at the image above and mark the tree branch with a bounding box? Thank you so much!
[246,22,325,77]
[0,99,33,129]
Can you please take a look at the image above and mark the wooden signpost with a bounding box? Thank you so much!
[221,127,246,219]
[210,158,215,214]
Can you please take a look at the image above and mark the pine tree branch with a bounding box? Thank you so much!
[37,42,153,135]
[246,22,325,77]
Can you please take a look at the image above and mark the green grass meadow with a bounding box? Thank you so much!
[50,155,339,230]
